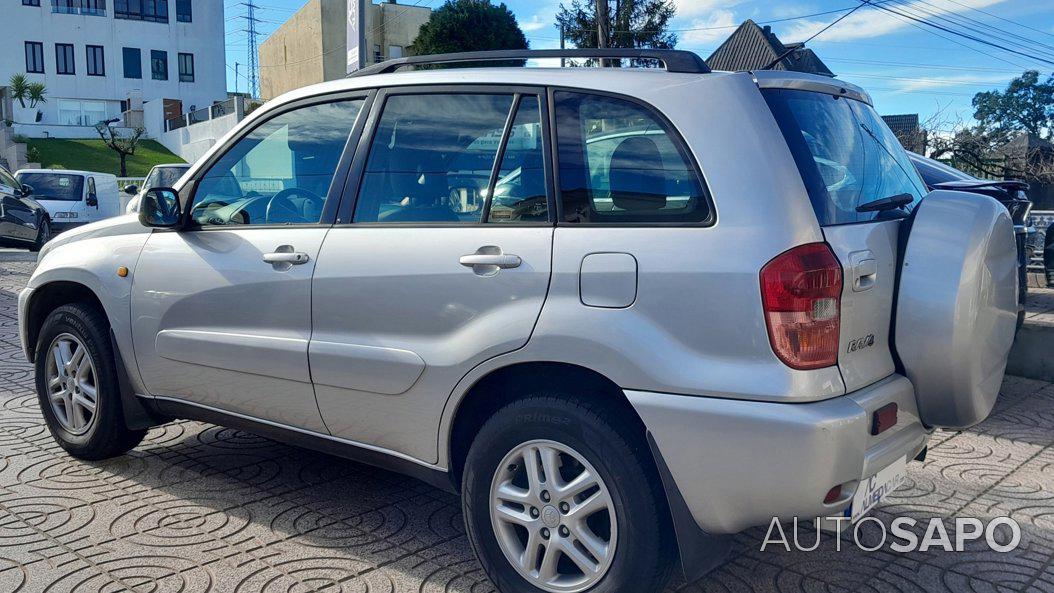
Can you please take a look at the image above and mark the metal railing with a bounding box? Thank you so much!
[51,0,106,16]
[164,97,243,133]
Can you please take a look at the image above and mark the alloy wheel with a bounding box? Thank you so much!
[489,439,617,593]
[44,333,98,435]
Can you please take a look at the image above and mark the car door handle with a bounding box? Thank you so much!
[263,251,310,264]
[852,257,878,292]
[459,254,522,268]
[460,246,521,276]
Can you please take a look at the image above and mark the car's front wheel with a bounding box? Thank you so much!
[29,218,51,252]
[463,396,673,593]
[35,303,146,459]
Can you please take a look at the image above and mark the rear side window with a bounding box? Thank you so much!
[554,91,710,224]
[763,89,927,225]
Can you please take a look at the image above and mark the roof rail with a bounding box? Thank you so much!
[348,49,711,77]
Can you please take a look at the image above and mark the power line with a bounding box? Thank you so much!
[861,0,1054,67]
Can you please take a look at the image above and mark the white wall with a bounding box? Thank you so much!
[148,98,242,163]
[2,2,227,136]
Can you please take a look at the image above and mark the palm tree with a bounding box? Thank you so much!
[8,74,29,109]
[27,82,47,108]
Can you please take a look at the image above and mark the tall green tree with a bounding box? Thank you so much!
[411,0,528,57]
[555,0,677,51]
[972,70,1054,141]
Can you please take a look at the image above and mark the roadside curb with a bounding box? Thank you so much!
[1008,320,1054,382]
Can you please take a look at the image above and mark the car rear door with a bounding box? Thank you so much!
[131,94,369,432]
[763,88,924,393]
[763,87,1016,428]
[310,87,554,464]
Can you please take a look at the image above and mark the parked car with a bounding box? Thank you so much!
[908,152,1033,326]
[124,163,191,214]
[17,50,1019,593]
[0,163,51,251]
[15,170,121,233]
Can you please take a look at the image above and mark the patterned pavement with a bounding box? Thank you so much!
[1,251,1054,592]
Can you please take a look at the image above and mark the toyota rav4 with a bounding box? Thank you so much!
[18,50,1018,593]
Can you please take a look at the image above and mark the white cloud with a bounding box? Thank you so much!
[520,14,550,33]
[680,9,739,46]
[778,0,1008,43]
[885,73,1014,92]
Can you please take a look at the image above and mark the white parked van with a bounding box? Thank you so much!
[15,170,121,232]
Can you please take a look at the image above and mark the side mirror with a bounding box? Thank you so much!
[138,187,182,228]
[20,184,33,197]
[86,194,98,207]
[123,184,138,195]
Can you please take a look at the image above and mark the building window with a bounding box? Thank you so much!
[86,45,105,76]
[23,0,41,7]
[25,42,45,73]
[80,0,106,16]
[55,43,76,75]
[52,0,77,13]
[178,52,194,82]
[151,50,168,80]
[114,0,168,23]
[122,47,142,79]
[58,99,107,126]
[175,0,190,22]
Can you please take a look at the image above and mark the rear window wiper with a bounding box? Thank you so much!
[856,193,914,213]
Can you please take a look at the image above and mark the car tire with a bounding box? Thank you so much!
[29,219,51,253]
[463,396,673,593]
[34,303,146,460]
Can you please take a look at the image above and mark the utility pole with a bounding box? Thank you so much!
[560,24,566,67]
[596,0,609,67]
[234,62,240,95]
[240,1,261,98]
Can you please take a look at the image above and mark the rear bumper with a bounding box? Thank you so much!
[627,374,929,535]
[18,287,33,362]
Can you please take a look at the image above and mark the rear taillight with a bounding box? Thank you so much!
[760,243,842,370]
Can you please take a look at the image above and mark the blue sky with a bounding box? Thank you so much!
[223,0,1054,122]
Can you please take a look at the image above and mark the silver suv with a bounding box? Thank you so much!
[17,50,1018,593]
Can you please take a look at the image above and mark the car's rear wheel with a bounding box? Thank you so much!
[35,303,146,459]
[463,396,672,593]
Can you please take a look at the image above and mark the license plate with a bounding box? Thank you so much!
[848,456,907,523]
[54,212,78,219]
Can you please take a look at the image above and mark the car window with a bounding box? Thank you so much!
[189,99,364,227]
[554,91,710,224]
[0,168,21,192]
[15,173,82,201]
[486,96,548,223]
[353,93,515,224]
[763,89,927,225]
[145,165,190,192]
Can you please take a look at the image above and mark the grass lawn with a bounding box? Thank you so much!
[24,138,184,177]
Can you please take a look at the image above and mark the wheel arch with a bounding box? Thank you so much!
[446,361,647,493]
[24,280,105,363]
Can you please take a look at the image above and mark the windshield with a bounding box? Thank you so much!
[763,89,927,225]
[144,165,190,191]
[16,172,84,202]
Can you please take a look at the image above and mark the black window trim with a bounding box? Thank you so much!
[151,49,168,80]
[548,85,716,228]
[86,44,105,76]
[176,90,376,232]
[55,43,76,75]
[334,83,556,228]
[25,41,45,73]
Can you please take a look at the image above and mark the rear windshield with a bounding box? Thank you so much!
[909,153,973,188]
[763,89,927,225]
[16,172,84,202]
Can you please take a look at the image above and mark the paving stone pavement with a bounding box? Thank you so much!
[1,253,1054,593]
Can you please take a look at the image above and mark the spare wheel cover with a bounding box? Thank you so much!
[895,190,1017,429]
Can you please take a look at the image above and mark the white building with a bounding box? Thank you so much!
[1,0,226,138]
